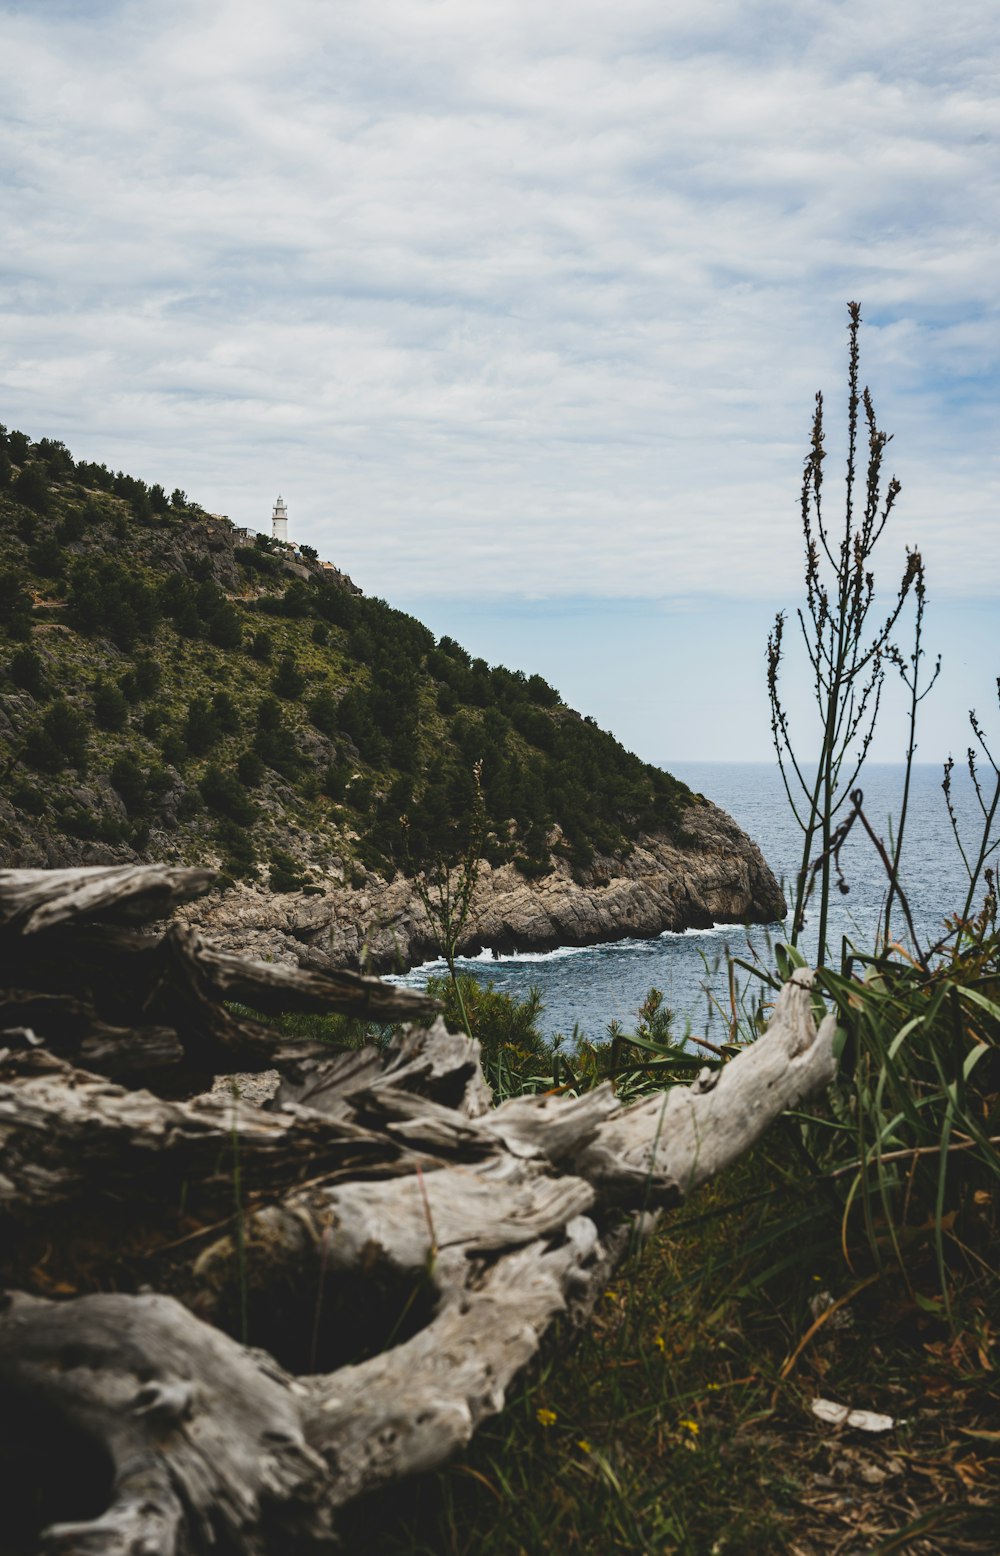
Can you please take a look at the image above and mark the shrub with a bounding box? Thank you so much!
[56,509,86,545]
[200,764,257,826]
[182,695,221,756]
[159,731,188,767]
[253,696,301,778]
[216,816,257,878]
[54,807,127,843]
[281,582,312,618]
[13,463,51,515]
[7,648,46,698]
[272,654,306,700]
[322,762,348,800]
[249,630,273,663]
[236,750,265,787]
[110,756,149,816]
[9,780,46,815]
[346,774,374,810]
[268,849,305,893]
[207,601,243,650]
[308,689,339,737]
[92,677,129,731]
[141,703,167,737]
[119,655,161,703]
[513,853,552,880]
[23,699,89,772]
[210,690,241,734]
[28,536,64,578]
[0,571,33,640]
[426,972,551,1097]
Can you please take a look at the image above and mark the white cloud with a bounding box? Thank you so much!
[1,0,999,605]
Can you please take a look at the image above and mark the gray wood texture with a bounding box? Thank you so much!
[0,866,834,1552]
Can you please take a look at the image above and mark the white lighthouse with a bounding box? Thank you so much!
[271,495,288,543]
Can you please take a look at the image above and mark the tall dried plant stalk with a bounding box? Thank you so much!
[768,302,920,966]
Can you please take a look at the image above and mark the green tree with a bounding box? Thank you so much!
[253,696,300,777]
[67,558,160,650]
[119,656,161,703]
[13,463,51,515]
[7,430,30,465]
[236,750,265,787]
[183,695,221,756]
[28,536,64,578]
[200,764,257,826]
[308,688,339,736]
[207,600,242,650]
[92,676,129,731]
[34,438,74,480]
[110,756,149,816]
[7,648,46,698]
[211,690,241,734]
[281,582,312,618]
[272,654,306,700]
[23,699,89,772]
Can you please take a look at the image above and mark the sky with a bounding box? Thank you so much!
[2,0,998,765]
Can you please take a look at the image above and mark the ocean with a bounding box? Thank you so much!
[391,762,996,1045]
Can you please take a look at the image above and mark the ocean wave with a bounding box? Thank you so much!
[390,923,746,982]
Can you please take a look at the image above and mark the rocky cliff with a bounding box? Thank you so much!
[190,797,786,973]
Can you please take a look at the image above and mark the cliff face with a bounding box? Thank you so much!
[191,797,786,974]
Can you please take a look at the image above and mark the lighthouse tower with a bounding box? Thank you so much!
[271,495,288,544]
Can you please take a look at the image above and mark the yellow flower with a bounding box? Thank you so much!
[679,1417,700,1435]
[577,1439,592,1454]
[536,1407,557,1428]
[654,1335,665,1352]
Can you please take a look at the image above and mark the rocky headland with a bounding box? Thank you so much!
[190,796,786,974]
[0,429,785,977]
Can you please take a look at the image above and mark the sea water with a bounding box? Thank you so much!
[391,762,995,1044]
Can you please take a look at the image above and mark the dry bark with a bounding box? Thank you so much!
[0,865,836,1553]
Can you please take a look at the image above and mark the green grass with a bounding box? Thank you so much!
[338,1128,1000,1554]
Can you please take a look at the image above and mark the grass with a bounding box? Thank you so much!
[337,1127,1000,1555]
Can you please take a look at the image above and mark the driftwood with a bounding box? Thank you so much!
[0,866,836,1553]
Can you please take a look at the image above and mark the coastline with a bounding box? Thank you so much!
[188,797,787,976]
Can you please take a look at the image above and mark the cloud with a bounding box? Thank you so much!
[1,0,999,604]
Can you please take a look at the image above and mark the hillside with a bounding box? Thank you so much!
[0,427,785,969]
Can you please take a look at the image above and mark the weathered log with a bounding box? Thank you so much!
[0,867,437,1088]
[0,863,216,932]
[0,866,836,1552]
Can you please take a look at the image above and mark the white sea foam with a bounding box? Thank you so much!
[388,765,982,1037]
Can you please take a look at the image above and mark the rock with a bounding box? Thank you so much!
[191,798,786,973]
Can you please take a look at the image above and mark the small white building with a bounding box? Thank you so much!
[272,495,288,543]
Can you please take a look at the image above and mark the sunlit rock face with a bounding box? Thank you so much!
[193,798,786,974]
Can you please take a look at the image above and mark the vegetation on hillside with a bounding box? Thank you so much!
[0,424,692,887]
